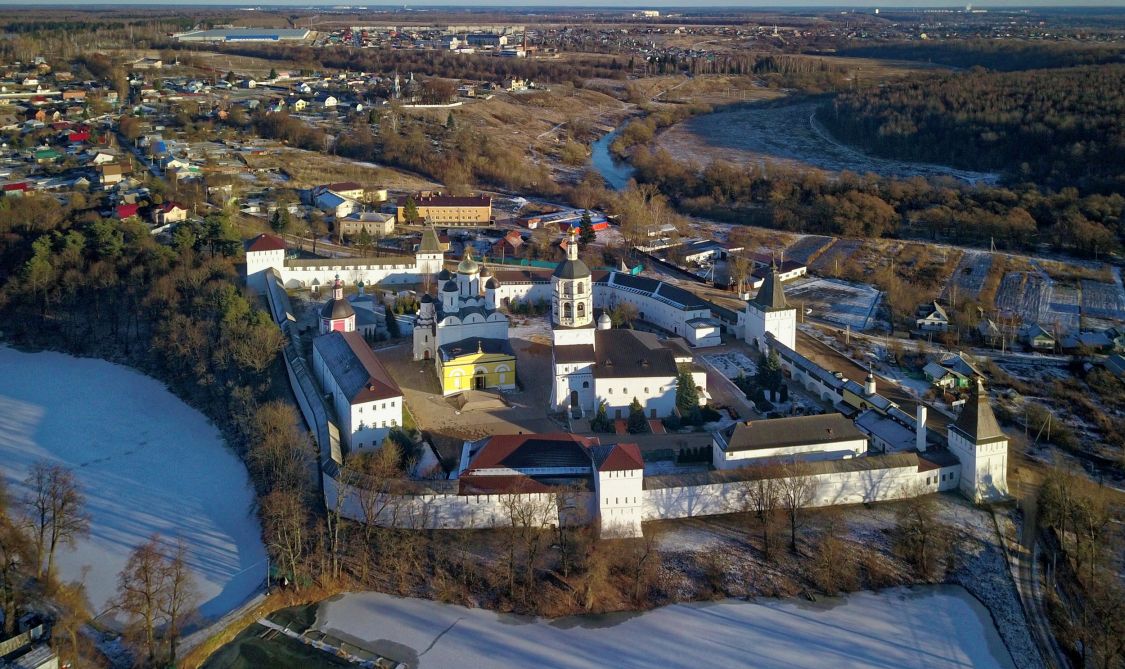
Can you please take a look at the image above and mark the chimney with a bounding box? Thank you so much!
[916,404,928,452]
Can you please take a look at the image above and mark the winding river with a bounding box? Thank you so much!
[591,100,998,187]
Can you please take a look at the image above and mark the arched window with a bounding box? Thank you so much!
[577,303,585,318]
[582,381,589,389]
[577,282,584,295]
[564,303,572,318]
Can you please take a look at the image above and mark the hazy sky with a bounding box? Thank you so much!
[15,1,1125,7]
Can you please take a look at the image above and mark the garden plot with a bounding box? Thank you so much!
[942,250,992,303]
[992,271,1120,331]
[1080,279,1125,323]
[783,235,834,266]
[786,276,882,331]
[809,238,862,275]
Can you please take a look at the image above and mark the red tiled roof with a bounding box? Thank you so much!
[596,443,644,472]
[247,233,286,252]
[324,181,362,192]
[468,433,599,471]
[160,201,185,212]
[398,193,491,208]
[3,183,28,192]
[115,203,139,218]
[459,474,553,495]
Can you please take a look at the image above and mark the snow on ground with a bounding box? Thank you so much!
[0,347,267,621]
[786,276,882,331]
[314,586,1016,669]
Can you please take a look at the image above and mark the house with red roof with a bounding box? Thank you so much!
[152,201,188,225]
[68,129,90,144]
[114,203,140,220]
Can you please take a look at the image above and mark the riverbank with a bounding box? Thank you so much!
[206,584,1016,669]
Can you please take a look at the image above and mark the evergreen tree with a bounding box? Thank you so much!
[270,208,290,234]
[627,398,648,434]
[269,68,278,80]
[675,368,702,424]
[579,211,596,245]
[402,197,419,224]
[590,401,612,433]
[757,350,783,393]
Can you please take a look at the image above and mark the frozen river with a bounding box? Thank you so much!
[0,347,267,620]
[656,100,999,185]
[307,585,1016,669]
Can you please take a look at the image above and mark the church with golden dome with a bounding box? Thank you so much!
[412,247,515,396]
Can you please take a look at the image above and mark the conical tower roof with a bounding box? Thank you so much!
[751,260,789,312]
[418,226,443,254]
[951,377,1006,444]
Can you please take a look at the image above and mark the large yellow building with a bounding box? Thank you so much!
[397,192,493,227]
[437,337,517,395]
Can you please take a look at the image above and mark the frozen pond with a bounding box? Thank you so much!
[0,347,267,620]
[309,585,1016,669]
[658,100,999,184]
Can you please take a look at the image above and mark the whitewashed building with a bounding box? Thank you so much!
[712,413,868,469]
[312,330,403,451]
[745,262,796,353]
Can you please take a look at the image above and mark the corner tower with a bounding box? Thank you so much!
[948,378,1009,502]
[745,260,795,353]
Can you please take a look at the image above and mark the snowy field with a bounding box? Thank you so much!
[0,347,266,620]
[313,586,1015,669]
[702,352,758,379]
[786,276,882,331]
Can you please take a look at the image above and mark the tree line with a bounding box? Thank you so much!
[819,64,1125,193]
[622,144,1123,257]
[831,40,1125,72]
[167,41,630,86]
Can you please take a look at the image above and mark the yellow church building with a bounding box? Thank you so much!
[437,337,517,395]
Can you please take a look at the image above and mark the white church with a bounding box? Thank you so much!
[548,231,709,419]
[412,248,509,362]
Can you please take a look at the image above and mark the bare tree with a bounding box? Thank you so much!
[53,580,90,667]
[247,401,312,495]
[743,468,782,562]
[159,540,197,665]
[499,485,556,605]
[0,481,32,636]
[777,461,818,554]
[117,536,166,665]
[22,461,89,580]
[892,485,947,578]
[262,489,309,589]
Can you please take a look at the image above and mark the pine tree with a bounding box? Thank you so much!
[579,211,596,245]
[627,397,648,434]
[403,197,419,224]
[269,68,278,80]
[675,368,702,424]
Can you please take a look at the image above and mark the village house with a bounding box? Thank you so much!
[152,201,189,225]
[915,301,950,332]
[924,351,983,390]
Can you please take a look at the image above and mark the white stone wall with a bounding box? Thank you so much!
[594,282,711,340]
[745,305,796,353]
[643,463,925,522]
[323,472,596,530]
[713,435,868,469]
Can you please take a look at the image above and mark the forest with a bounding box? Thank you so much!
[832,40,1124,71]
[623,145,1124,256]
[168,42,629,86]
[818,65,1125,194]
